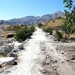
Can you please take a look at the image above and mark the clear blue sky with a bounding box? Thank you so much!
[0,0,75,20]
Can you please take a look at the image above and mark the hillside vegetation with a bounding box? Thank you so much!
[38,16,75,42]
[42,17,63,30]
[2,25,35,42]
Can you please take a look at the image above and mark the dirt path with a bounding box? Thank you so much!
[1,28,47,75]
[1,27,75,75]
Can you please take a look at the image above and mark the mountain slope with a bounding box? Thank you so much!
[4,10,64,25]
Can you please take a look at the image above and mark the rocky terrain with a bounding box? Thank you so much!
[0,27,75,75]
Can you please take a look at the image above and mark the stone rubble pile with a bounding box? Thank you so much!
[0,38,25,68]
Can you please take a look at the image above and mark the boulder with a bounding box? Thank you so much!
[13,42,24,50]
[0,44,14,54]
[0,39,6,46]
[18,44,24,50]
[0,57,15,66]
[7,59,16,65]
[6,38,15,43]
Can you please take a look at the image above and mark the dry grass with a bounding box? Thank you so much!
[2,25,22,39]
[2,31,15,39]
[42,17,63,29]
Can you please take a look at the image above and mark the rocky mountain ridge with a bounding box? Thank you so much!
[4,10,64,25]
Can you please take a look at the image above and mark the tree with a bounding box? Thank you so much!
[63,0,73,10]
[62,0,75,40]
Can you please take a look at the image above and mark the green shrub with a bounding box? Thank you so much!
[55,30,62,41]
[44,27,53,35]
[15,26,35,42]
[31,25,35,32]
[38,23,43,28]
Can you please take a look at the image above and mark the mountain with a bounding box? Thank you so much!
[4,10,64,25]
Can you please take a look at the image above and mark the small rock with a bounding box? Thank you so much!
[61,52,64,54]
[8,52,17,57]
[13,61,17,65]
[66,59,69,61]
[18,44,24,50]
[50,59,57,63]
[53,67,56,70]
[61,61,64,63]
[4,71,11,74]
[40,69,48,74]
[51,49,53,51]
[46,60,50,65]
[56,48,58,50]
[7,59,15,65]
[12,49,20,52]
[6,38,15,43]
[71,55,75,60]
[0,65,2,68]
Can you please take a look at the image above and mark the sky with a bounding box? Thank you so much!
[0,0,75,20]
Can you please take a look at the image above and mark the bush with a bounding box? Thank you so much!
[15,26,35,42]
[31,25,35,32]
[44,27,53,35]
[38,23,43,28]
[55,30,62,41]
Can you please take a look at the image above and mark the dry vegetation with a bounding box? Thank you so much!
[42,17,63,30]
[1,25,29,39]
[40,17,75,41]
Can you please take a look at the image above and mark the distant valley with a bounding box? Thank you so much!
[3,10,64,25]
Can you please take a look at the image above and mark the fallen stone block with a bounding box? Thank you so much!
[18,44,24,50]
[0,57,15,66]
